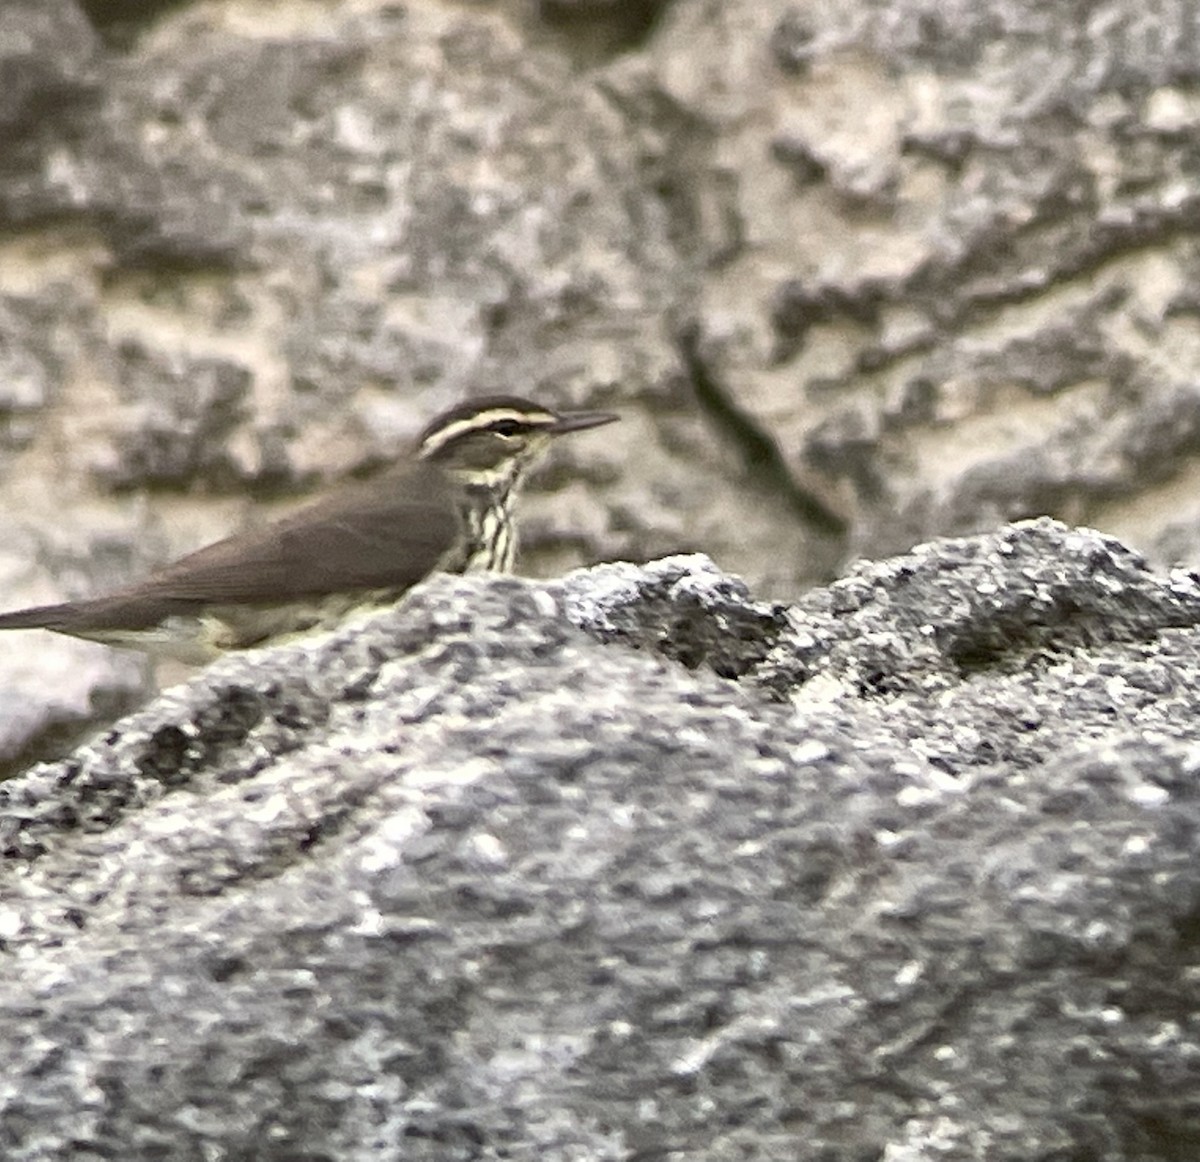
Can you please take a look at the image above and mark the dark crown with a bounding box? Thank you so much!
[416,395,618,475]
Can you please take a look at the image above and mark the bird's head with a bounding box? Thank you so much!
[416,395,618,489]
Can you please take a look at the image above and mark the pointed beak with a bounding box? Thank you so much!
[550,409,620,435]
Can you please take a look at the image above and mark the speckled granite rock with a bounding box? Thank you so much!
[1,520,1199,1160]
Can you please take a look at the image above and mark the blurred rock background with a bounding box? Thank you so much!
[3,0,1200,762]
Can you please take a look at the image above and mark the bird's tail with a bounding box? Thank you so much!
[0,602,78,631]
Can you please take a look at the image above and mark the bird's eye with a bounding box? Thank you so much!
[491,420,522,438]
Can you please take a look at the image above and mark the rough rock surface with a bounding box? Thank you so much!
[1,519,1199,1160]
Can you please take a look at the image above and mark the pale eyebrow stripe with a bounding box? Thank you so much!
[421,408,554,454]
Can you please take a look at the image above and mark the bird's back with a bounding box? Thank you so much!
[0,460,463,659]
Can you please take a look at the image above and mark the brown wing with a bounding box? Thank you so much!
[144,460,460,602]
[0,462,460,634]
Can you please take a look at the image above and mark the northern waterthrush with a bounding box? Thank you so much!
[0,395,618,663]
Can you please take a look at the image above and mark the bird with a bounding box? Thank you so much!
[0,395,619,664]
